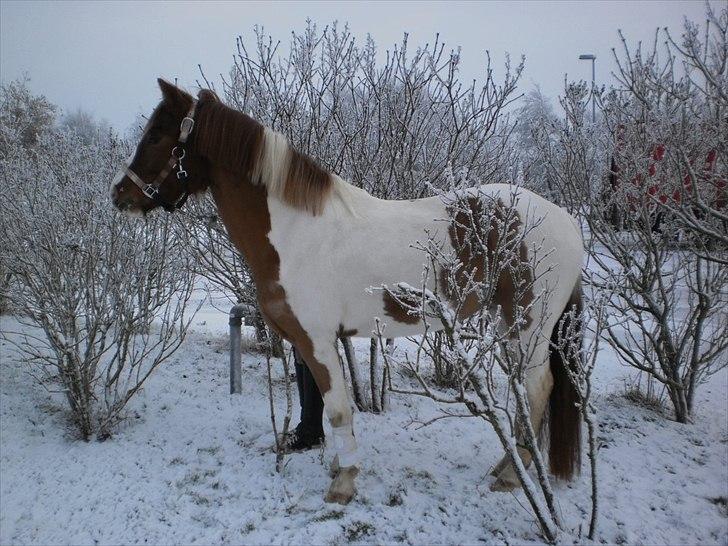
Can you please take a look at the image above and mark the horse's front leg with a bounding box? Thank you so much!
[304,338,359,504]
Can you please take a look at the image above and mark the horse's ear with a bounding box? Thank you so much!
[157,78,192,115]
[198,89,219,103]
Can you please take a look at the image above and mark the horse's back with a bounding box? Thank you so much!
[272,180,582,338]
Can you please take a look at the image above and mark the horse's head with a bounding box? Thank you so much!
[111,79,212,214]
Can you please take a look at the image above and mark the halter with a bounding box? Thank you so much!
[123,100,198,212]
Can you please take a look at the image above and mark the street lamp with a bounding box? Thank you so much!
[579,53,596,123]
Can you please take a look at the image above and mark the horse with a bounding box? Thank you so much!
[110,79,584,505]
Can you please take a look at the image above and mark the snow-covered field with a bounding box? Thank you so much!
[1,299,727,545]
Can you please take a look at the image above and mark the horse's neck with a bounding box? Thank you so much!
[208,166,281,289]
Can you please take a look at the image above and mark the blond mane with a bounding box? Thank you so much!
[195,97,333,215]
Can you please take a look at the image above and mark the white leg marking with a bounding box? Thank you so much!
[331,424,358,468]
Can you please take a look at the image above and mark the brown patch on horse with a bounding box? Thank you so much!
[382,291,420,325]
[284,148,332,216]
[209,166,332,393]
[442,196,534,330]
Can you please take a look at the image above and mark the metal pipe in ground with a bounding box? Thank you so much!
[229,304,247,394]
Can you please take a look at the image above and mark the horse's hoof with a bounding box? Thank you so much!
[490,476,519,492]
[324,465,358,505]
[324,488,355,505]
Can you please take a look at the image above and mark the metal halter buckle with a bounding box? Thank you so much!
[142,184,159,199]
[180,117,195,139]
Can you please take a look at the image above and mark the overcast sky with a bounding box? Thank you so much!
[0,1,709,131]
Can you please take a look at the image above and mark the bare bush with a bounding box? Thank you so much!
[60,107,111,146]
[513,87,561,202]
[0,129,196,439]
[0,75,56,152]
[374,183,600,542]
[215,22,521,200]
[204,24,524,408]
[538,6,728,424]
[609,4,727,255]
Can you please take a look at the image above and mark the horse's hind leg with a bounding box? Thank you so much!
[490,340,553,491]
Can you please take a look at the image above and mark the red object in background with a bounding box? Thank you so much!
[610,136,726,215]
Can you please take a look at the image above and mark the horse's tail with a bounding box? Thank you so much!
[548,278,583,480]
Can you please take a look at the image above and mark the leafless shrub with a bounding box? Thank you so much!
[609,4,727,256]
[538,5,728,424]
[374,183,600,543]
[513,87,562,202]
[0,75,56,152]
[0,129,196,440]
[206,24,525,410]
[213,22,522,200]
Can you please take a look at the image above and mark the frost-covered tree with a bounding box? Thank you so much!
[513,87,560,201]
[216,22,521,200]
[0,77,58,313]
[199,23,524,399]
[60,107,111,145]
[0,126,196,439]
[538,4,728,424]
[0,76,56,151]
[607,3,728,258]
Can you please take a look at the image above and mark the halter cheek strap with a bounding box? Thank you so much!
[124,100,198,212]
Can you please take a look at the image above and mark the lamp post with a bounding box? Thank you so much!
[579,53,596,123]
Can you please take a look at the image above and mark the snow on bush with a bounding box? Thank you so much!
[0,113,196,439]
[217,23,520,200]
[530,5,728,424]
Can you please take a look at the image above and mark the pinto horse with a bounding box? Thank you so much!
[111,79,584,504]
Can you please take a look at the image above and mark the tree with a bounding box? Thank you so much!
[0,75,56,151]
[513,87,560,201]
[536,4,728,423]
[60,107,111,145]
[0,126,196,439]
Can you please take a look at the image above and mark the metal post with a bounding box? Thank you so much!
[229,304,246,394]
[591,57,596,123]
[579,53,597,123]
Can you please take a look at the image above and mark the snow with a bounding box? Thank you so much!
[1,299,727,545]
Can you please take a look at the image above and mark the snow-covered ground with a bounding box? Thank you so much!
[1,298,727,545]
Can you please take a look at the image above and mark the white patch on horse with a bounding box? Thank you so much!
[110,150,136,198]
[331,424,358,467]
